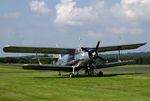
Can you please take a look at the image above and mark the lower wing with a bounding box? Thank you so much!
[0,63,74,72]
[22,64,74,72]
[0,60,135,72]
[95,60,135,69]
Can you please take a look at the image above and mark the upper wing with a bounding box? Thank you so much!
[97,43,146,52]
[3,43,146,54]
[3,46,75,54]
[81,43,146,52]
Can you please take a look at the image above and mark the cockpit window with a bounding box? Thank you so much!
[60,54,74,63]
[75,52,88,60]
[75,48,82,54]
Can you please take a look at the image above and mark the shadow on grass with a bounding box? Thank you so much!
[0,72,34,74]
[103,72,145,77]
[33,72,146,79]
[0,71,49,74]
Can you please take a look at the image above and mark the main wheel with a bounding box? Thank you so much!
[58,72,61,76]
[69,73,74,78]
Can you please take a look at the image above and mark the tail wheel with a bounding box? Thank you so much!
[69,73,74,78]
[98,71,103,76]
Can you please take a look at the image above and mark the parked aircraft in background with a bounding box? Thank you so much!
[3,41,146,77]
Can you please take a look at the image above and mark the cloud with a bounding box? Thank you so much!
[121,0,150,19]
[55,0,150,24]
[29,0,50,15]
[54,0,150,44]
[112,0,150,35]
[0,12,20,19]
[87,31,105,39]
[55,0,104,26]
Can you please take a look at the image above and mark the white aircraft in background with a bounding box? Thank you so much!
[3,41,146,77]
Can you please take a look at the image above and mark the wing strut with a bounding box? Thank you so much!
[118,50,121,62]
[69,66,75,78]
[36,53,42,65]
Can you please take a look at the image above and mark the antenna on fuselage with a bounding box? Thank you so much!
[55,43,61,59]
[117,34,122,62]
[77,37,83,53]
[55,43,62,76]
[118,34,122,45]
[79,37,83,48]
[55,43,59,48]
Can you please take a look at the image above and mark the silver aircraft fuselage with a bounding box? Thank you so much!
[56,49,91,67]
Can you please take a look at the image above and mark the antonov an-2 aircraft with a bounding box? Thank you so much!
[3,41,146,77]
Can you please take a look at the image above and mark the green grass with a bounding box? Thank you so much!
[0,65,150,101]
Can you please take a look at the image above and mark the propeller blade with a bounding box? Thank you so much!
[88,57,94,67]
[96,41,100,50]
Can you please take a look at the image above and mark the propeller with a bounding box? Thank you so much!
[81,41,106,67]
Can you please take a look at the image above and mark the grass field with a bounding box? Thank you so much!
[0,65,150,101]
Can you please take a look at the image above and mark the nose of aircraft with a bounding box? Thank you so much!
[81,41,106,67]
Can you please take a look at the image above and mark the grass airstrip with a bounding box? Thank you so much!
[0,65,150,101]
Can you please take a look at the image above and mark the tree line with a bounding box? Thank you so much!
[104,52,150,64]
[0,52,150,64]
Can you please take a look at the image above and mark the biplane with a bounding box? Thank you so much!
[3,41,146,77]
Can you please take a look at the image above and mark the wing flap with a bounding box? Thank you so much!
[3,46,75,54]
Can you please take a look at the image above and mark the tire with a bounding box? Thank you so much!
[98,71,103,76]
[69,73,74,78]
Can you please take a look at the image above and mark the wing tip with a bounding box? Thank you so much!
[3,45,14,52]
[143,42,147,45]
[3,46,8,52]
[139,42,147,46]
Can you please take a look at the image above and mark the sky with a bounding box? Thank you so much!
[0,0,149,56]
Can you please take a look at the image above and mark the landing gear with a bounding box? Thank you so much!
[58,72,61,76]
[84,69,104,77]
[76,72,79,76]
[85,69,94,76]
[69,66,75,78]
